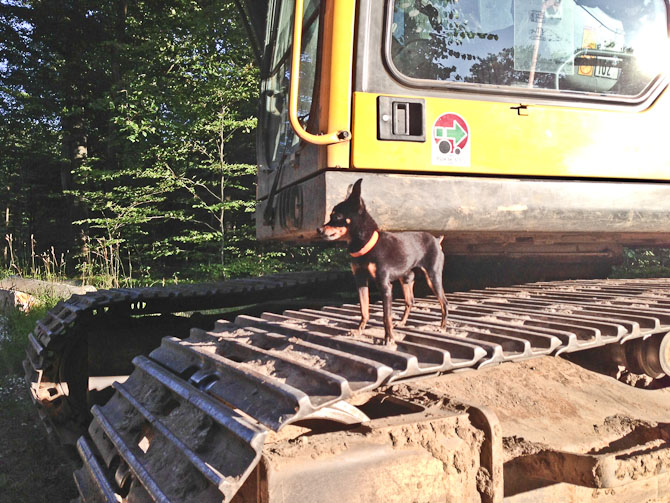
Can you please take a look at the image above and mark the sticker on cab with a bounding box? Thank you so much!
[432,113,470,167]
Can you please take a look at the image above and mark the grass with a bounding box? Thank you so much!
[0,294,62,376]
[0,292,77,501]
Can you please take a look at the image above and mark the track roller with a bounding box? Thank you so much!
[624,332,670,379]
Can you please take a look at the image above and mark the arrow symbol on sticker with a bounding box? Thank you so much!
[446,122,468,144]
[435,122,468,146]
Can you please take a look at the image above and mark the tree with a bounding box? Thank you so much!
[0,0,72,268]
[70,0,260,283]
[1,0,263,282]
[1,0,341,283]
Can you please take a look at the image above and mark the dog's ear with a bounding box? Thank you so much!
[345,178,363,197]
[347,178,365,213]
[351,177,363,199]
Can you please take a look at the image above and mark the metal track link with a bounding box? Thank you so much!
[75,278,670,502]
[23,271,353,450]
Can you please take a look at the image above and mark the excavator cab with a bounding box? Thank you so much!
[241,0,670,285]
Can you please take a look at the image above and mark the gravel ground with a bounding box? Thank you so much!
[0,374,77,502]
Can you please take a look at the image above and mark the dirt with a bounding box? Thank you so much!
[475,466,493,496]
[310,317,336,326]
[546,285,581,292]
[543,303,583,314]
[191,328,344,393]
[0,375,77,502]
[415,356,670,454]
[502,435,547,461]
[474,314,529,326]
[486,297,509,304]
[507,291,532,299]
[614,439,670,482]
[263,407,485,502]
[616,367,656,388]
[592,414,655,439]
[140,401,225,501]
[415,301,435,309]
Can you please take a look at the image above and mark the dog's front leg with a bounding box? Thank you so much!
[356,283,370,335]
[379,279,396,348]
[351,265,369,336]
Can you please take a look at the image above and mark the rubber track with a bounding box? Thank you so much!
[22,271,352,450]
[74,278,670,503]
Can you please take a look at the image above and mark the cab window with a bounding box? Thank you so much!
[260,0,321,170]
[389,0,669,97]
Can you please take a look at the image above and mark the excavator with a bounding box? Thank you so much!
[23,0,670,501]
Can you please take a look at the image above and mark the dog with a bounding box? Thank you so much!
[317,178,448,347]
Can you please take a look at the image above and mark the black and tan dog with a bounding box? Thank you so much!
[318,179,448,347]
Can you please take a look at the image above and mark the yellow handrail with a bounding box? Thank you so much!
[290,0,351,145]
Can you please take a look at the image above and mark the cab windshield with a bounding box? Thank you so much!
[389,0,669,97]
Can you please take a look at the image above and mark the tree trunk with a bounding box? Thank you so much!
[107,0,128,171]
[56,2,94,259]
[61,113,89,254]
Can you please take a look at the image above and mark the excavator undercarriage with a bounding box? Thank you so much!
[24,275,670,502]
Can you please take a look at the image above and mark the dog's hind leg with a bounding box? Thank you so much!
[397,270,415,327]
[422,267,449,330]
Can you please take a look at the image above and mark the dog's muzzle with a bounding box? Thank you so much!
[317,225,346,240]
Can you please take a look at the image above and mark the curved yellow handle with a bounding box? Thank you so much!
[290,0,351,145]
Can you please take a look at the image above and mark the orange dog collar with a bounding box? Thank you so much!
[350,231,379,257]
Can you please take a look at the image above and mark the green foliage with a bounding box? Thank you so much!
[0,0,343,285]
[63,0,264,284]
[611,248,670,279]
[0,294,61,375]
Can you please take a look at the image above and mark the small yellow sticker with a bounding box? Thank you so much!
[578,28,597,77]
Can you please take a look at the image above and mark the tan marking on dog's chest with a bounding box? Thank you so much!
[351,262,377,280]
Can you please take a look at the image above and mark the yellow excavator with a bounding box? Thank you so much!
[25,0,670,501]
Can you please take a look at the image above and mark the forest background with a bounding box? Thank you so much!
[0,0,345,289]
[0,0,667,288]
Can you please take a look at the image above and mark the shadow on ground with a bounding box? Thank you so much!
[0,375,77,503]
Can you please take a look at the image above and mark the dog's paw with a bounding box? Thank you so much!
[348,329,362,337]
[385,339,398,350]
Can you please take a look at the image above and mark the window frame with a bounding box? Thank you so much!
[382,0,670,107]
[257,0,324,173]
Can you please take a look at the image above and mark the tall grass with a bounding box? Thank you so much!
[4,234,68,282]
[0,294,62,376]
